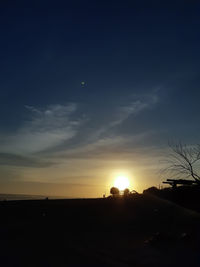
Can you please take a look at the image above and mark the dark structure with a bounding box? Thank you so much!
[163,179,198,188]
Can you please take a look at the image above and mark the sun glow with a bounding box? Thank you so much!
[114,175,130,190]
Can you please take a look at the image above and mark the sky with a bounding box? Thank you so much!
[0,1,200,197]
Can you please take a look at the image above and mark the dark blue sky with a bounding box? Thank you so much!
[0,1,200,196]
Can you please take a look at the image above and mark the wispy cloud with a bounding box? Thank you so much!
[112,94,158,126]
[0,103,82,154]
[0,92,160,169]
[80,93,159,144]
[37,92,159,158]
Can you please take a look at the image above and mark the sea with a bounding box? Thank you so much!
[0,194,67,201]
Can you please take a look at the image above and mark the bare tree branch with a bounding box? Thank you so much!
[163,142,200,183]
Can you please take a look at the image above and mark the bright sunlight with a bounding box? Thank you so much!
[114,175,130,190]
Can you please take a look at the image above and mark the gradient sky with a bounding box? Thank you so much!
[0,1,200,197]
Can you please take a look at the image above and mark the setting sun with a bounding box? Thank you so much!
[114,175,130,190]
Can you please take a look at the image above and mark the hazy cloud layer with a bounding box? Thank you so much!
[0,93,160,170]
[0,153,53,168]
[53,132,155,160]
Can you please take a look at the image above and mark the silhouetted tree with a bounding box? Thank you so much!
[163,142,200,184]
[110,187,120,197]
[123,188,130,196]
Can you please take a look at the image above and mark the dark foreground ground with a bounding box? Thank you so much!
[0,195,200,267]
